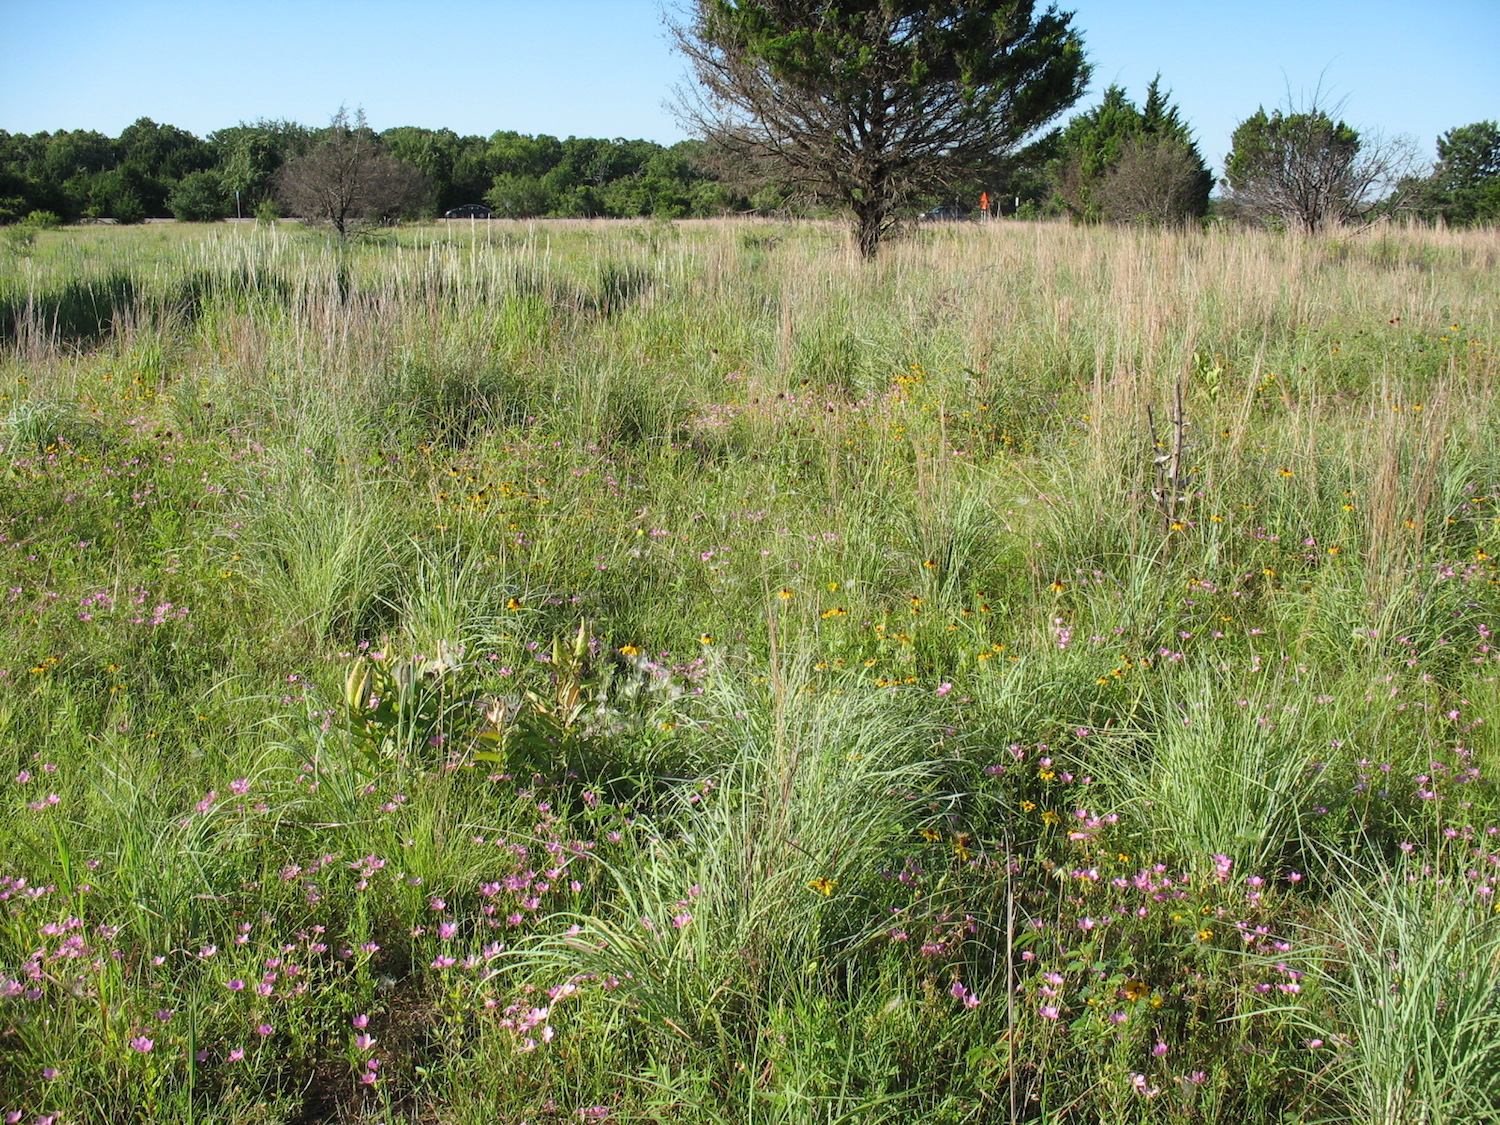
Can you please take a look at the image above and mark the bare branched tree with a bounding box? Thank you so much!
[1095,136,1208,226]
[670,2,1088,258]
[1223,99,1419,233]
[276,109,431,238]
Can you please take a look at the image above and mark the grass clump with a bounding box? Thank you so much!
[0,217,1497,1123]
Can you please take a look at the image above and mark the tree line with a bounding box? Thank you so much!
[0,113,735,226]
[1,5,1494,247]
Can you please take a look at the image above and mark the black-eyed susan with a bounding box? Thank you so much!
[776,588,794,600]
[505,596,524,611]
[618,644,641,657]
[1120,979,1150,1002]
[807,877,838,896]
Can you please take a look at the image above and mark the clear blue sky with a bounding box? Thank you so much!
[2,0,1496,174]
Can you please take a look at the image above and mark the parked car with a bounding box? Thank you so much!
[444,204,493,219]
[919,204,970,221]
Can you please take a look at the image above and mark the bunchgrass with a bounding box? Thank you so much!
[0,216,1497,1123]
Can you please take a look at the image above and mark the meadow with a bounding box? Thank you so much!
[0,215,1497,1124]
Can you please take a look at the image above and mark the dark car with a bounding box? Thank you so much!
[444,204,493,219]
[919,205,970,221]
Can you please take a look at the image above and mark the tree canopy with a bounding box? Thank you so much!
[1051,76,1210,225]
[1431,121,1500,225]
[1223,105,1415,232]
[672,0,1090,256]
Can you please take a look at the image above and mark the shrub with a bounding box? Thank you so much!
[167,171,227,222]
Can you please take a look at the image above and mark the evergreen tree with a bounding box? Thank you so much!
[672,0,1089,257]
[1051,76,1210,225]
[1432,121,1500,225]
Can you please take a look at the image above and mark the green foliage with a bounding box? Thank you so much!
[0,219,1497,1124]
[1221,105,1411,232]
[167,170,226,222]
[340,642,469,770]
[676,0,1090,254]
[1298,858,1500,1124]
[209,118,314,209]
[1052,77,1211,224]
[1431,120,1500,225]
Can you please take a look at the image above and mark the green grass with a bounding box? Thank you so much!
[1,216,1498,1123]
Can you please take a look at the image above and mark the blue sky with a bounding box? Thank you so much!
[2,0,1496,174]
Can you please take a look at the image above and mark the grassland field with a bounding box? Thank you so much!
[0,216,1498,1124]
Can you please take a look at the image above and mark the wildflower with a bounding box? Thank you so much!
[807,877,837,896]
[949,980,980,1008]
[1038,1005,1060,1019]
[1129,1073,1160,1097]
[1152,1042,1169,1057]
[129,1035,154,1053]
[776,588,794,600]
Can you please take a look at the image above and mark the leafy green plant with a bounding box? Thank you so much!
[340,641,468,770]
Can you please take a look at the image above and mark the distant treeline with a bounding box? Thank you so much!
[0,117,747,224]
[3,106,1494,229]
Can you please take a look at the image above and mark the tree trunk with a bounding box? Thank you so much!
[852,200,888,260]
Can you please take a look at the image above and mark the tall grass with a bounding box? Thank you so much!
[0,216,1497,1123]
